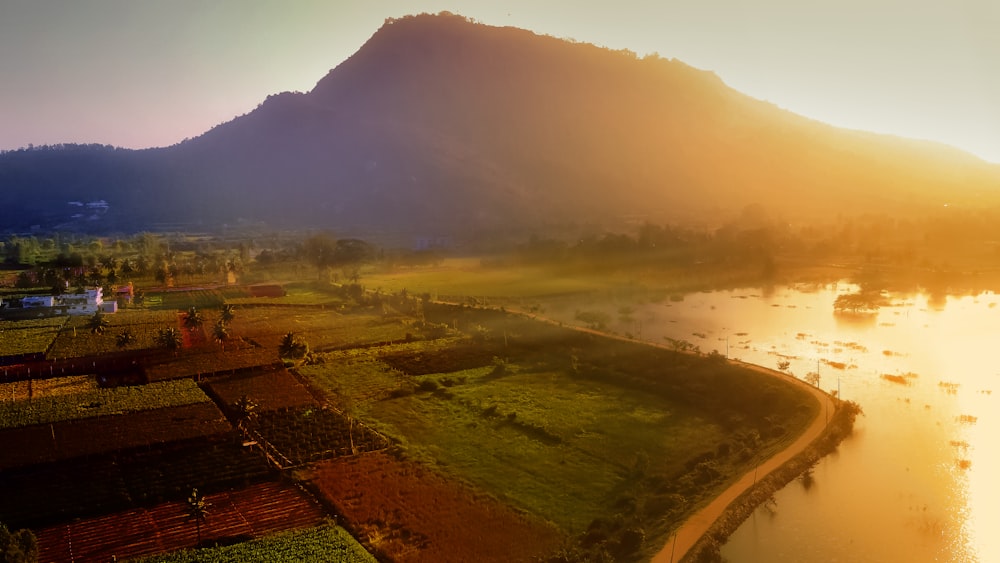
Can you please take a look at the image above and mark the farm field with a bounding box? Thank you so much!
[202,367,317,413]
[46,309,180,358]
[0,378,208,429]
[0,282,826,562]
[299,303,819,560]
[307,451,563,563]
[230,306,413,352]
[130,523,375,563]
[0,436,273,529]
[0,316,67,356]
[35,480,326,563]
[0,402,230,470]
[365,258,608,300]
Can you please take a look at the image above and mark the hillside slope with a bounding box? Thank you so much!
[2,13,998,235]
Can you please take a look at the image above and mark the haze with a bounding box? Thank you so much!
[1,0,998,163]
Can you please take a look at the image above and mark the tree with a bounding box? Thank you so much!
[0,522,38,563]
[86,310,110,335]
[218,303,236,325]
[278,332,308,359]
[777,360,791,373]
[212,320,230,351]
[805,371,821,387]
[302,233,338,280]
[116,328,136,348]
[185,488,211,547]
[232,394,258,430]
[157,327,182,351]
[183,307,204,331]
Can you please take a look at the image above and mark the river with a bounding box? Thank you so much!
[542,283,997,562]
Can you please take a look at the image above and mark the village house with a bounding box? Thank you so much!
[59,287,117,315]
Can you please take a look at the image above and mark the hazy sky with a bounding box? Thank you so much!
[2,1,998,163]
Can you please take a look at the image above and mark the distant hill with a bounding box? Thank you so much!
[2,12,999,237]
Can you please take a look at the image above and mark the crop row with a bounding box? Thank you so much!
[46,309,181,358]
[202,368,317,414]
[0,378,209,430]
[130,522,375,563]
[0,316,68,356]
[0,402,230,470]
[0,436,272,529]
[35,480,327,563]
[145,288,249,311]
[307,452,563,563]
[250,406,389,467]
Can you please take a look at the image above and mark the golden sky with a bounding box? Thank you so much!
[1,1,998,163]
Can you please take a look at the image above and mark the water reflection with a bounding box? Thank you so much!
[544,285,997,562]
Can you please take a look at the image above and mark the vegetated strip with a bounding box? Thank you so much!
[35,480,327,563]
[0,378,209,429]
[680,400,862,562]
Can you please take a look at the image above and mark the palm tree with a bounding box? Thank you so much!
[278,332,307,359]
[212,320,230,351]
[185,488,211,547]
[116,328,136,348]
[157,327,182,351]
[232,394,258,431]
[183,306,204,331]
[219,303,236,325]
[86,310,110,335]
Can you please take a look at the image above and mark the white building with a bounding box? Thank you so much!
[22,296,56,308]
[59,287,117,315]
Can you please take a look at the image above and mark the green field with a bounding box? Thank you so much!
[0,378,209,429]
[299,304,820,558]
[130,523,375,563]
[0,316,68,356]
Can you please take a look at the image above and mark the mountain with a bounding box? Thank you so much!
[2,12,999,237]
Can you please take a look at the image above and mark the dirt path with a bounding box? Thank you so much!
[651,360,835,563]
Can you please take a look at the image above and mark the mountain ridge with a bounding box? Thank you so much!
[2,12,998,236]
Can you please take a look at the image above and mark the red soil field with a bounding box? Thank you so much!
[0,402,230,470]
[35,480,326,563]
[204,367,318,413]
[308,452,564,562]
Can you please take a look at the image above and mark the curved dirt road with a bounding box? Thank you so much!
[651,360,835,563]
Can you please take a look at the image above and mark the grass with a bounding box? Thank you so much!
[365,258,607,300]
[361,367,727,533]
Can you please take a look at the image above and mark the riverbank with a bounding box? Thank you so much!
[649,358,859,563]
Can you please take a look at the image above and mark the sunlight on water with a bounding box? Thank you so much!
[546,284,998,562]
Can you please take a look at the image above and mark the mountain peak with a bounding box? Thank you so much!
[2,14,998,235]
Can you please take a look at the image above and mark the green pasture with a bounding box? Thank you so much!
[365,367,727,533]
[365,258,606,300]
